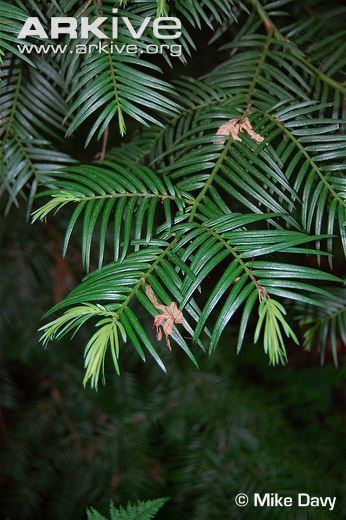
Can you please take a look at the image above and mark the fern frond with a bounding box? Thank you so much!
[63,3,180,141]
[0,57,68,140]
[261,102,346,260]
[32,162,193,270]
[0,57,74,212]
[86,498,169,520]
[17,0,346,381]
[146,24,346,255]
[176,213,340,353]
[109,497,169,520]
[280,6,346,118]
[40,245,206,386]
[157,113,300,226]
[40,210,341,386]
[298,288,346,366]
[0,1,34,68]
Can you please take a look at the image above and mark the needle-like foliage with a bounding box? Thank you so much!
[0,1,34,67]
[297,288,346,367]
[1,0,345,387]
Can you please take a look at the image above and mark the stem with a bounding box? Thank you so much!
[99,125,109,161]
[116,238,179,318]
[12,132,39,182]
[1,67,22,144]
[76,0,94,17]
[315,305,346,324]
[296,55,345,94]
[107,52,125,135]
[200,224,268,298]
[188,28,272,222]
[188,139,232,221]
[248,0,346,95]
[112,20,274,314]
[95,0,124,136]
[61,192,194,204]
[246,28,273,105]
[149,94,239,167]
[261,110,346,209]
[248,0,277,34]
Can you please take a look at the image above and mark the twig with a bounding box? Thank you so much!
[99,126,109,161]
[247,0,346,94]
[76,0,93,17]
[96,0,103,15]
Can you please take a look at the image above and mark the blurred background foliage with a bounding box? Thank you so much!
[1,212,345,519]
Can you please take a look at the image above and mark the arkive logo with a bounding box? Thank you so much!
[17,9,182,40]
